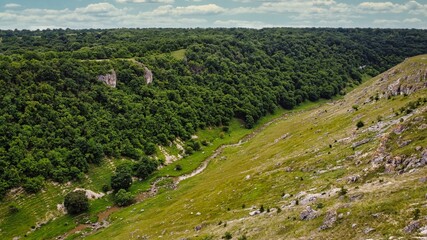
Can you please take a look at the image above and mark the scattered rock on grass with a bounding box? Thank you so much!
[300,206,318,220]
[364,227,375,234]
[404,220,421,233]
[319,210,337,230]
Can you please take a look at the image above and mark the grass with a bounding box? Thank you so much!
[170,49,186,60]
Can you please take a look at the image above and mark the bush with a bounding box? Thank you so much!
[111,171,132,191]
[356,120,364,129]
[339,186,348,196]
[175,164,182,171]
[102,184,111,192]
[222,232,232,240]
[114,189,134,207]
[23,176,44,193]
[9,204,19,214]
[64,190,89,214]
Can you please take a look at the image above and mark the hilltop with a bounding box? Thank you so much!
[87,55,427,239]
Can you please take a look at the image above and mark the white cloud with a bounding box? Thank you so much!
[116,0,175,3]
[4,3,21,8]
[214,20,276,29]
[147,4,225,16]
[358,2,404,13]
[403,18,421,23]
[358,1,427,15]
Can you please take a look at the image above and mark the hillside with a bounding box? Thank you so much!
[86,55,427,239]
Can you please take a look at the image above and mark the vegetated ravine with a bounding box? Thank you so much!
[1,28,426,198]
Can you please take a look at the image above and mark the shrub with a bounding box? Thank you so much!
[352,105,359,111]
[175,164,182,171]
[102,184,111,192]
[339,186,348,196]
[9,204,19,214]
[356,120,364,129]
[222,232,232,240]
[114,189,134,207]
[64,190,89,214]
[413,208,420,220]
[23,176,44,193]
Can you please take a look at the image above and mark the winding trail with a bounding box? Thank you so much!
[58,111,296,239]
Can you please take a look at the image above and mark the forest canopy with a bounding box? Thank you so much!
[0,28,426,197]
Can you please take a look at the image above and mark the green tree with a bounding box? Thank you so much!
[114,189,134,207]
[23,176,44,193]
[64,190,89,214]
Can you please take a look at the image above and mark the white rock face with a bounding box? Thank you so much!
[144,67,153,84]
[97,70,117,87]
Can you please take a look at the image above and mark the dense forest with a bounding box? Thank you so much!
[0,28,426,198]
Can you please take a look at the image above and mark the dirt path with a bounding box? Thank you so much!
[57,110,303,239]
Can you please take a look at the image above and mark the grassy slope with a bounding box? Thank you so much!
[87,55,427,239]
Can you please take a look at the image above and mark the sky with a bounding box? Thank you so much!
[0,0,426,30]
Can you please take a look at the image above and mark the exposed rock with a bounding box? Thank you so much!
[403,220,421,233]
[319,210,337,230]
[420,177,427,183]
[73,188,105,200]
[398,140,412,147]
[416,146,423,151]
[364,227,375,234]
[194,225,202,231]
[349,193,364,202]
[282,193,291,199]
[274,133,290,144]
[97,70,117,87]
[394,124,406,134]
[347,175,360,183]
[249,210,260,216]
[57,203,66,214]
[352,138,371,148]
[420,226,427,235]
[144,67,153,84]
[300,206,318,220]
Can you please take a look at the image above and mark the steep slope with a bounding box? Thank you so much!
[88,55,427,239]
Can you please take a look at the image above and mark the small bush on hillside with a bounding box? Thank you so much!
[102,184,111,192]
[356,120,364,129]
[9,204,19,214]
[413,208,420,220]
[222,232,232,240]
[114,189,134,207]
[339,187,348,196]
[238,235,248,240]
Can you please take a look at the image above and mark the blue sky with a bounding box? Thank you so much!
[0,0,426,29]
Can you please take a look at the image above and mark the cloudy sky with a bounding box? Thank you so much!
[0,0,426,29]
